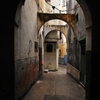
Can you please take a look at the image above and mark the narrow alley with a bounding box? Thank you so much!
[23,65,85,100]
[1,0,100,100]
[13,0,92,100]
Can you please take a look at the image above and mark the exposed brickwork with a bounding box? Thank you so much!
[15,57,39,100]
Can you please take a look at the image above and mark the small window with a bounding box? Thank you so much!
[34,42,38,52]
[46,44,53,52]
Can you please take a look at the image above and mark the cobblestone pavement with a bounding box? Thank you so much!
[23,65,85,100]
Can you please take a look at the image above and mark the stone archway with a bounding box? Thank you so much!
[43,25,68,37]
[37,13,76,36]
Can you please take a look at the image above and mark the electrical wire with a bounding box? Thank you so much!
[45,0,80,13]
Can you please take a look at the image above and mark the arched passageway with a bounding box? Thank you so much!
[37,1,91,99]
[37,13,76,36]
[44,29,67,68]
[15,0,92,99]
[1,0,99,100]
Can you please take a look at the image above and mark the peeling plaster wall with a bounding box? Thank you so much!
[14,0,38,99]
[76,7,86,41]
[66,0,87,86]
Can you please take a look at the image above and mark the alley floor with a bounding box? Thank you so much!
[23,65,85,100]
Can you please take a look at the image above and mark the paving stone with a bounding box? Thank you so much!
[23,65,85,100]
